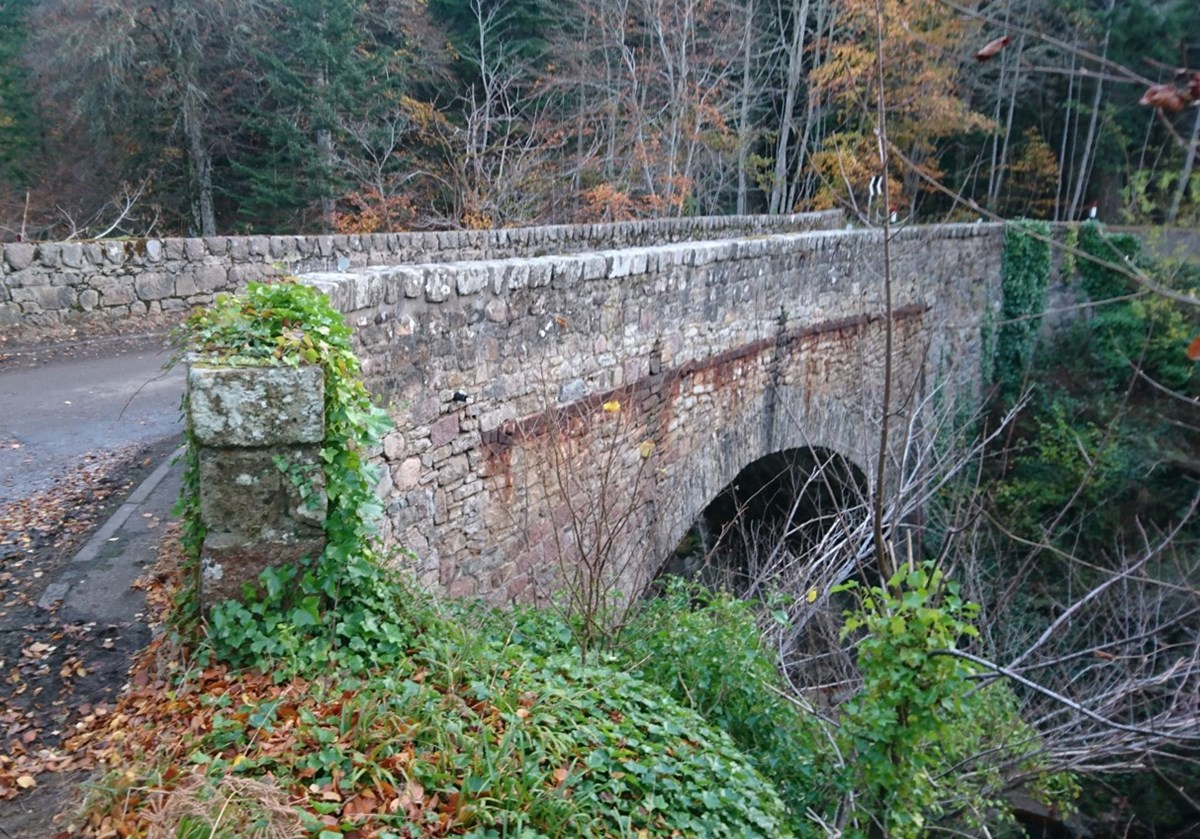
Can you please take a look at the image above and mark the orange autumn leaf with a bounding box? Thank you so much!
[1187,335,1200,361]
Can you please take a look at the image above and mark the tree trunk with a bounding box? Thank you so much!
[181,87,216,236]
[987,32,1025,212]
[786,0,833,211]
[769,0,810,214]
[1166,107,1200,225]
[1067,0,1114,221]
[315,67,336,234]
[735,0,756,215]
[1054,48,1076,222]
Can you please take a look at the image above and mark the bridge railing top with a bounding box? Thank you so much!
[301,221,1006,315]
[1,212,844,276]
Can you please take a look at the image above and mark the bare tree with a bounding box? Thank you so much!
[27,0,264,236]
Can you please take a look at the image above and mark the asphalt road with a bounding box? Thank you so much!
[0,337,185,505]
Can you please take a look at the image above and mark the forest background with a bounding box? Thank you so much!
[0,0,1199,835]
[0,0,1197,240]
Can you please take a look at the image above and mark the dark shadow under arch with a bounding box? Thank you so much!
[656,446,869,594]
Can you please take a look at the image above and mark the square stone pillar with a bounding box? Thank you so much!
[186,363,327,607]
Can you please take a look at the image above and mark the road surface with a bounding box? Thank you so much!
[0,337,185,505]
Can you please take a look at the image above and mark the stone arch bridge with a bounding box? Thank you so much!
[186,213,1004,605]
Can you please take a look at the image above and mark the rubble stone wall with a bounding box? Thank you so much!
[296,223,1005,604]
[1,212,841,346]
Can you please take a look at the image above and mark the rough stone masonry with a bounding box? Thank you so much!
[183,217,1005,607]
[2,212,840,347]
[283,221,1002,605]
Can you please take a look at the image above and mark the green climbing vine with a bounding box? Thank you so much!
[993,219,1052,402]
[174,279,408,673]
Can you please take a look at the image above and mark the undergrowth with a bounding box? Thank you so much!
[79,279,796,838]
[64,278,1081,838]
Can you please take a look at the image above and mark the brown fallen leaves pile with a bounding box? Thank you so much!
[57,658,467,839]
[2,523,515,838]
[0,627,107,797]
[0,448,142,573]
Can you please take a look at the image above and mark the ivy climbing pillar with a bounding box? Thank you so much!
[186,363,328,607]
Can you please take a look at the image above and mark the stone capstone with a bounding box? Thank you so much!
[188,364,325,447]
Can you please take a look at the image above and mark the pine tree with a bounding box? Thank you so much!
[0,0,38,189]
[234,0,408,233]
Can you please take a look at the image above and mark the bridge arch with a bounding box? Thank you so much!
[648,377,875,594]
[656,443,869,592]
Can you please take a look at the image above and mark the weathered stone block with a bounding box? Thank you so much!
[4,243,35,271]
[175,275,198,296]
[188,364,325,447]
[102,241,124,264]
[456,265,489,296]
[200,533,325,608]
[13,284,74,310]
[198,446,326,537]
[392,457,422,490]
[60,244,84,269]
[425,269,452,303]
[429,413,459,449]
[193,265,229,292]
[135,273,175,301]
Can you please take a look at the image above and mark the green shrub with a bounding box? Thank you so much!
[619,579,831,833]
[1075,222,1194,391]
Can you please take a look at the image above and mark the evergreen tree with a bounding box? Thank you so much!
[0,0,38,189]
[234,0,408,233]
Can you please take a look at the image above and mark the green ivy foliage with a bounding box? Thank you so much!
[176,279,408,674]
[1077,222,1140,302]
[617,580,831,835]
[994,220,1052,402]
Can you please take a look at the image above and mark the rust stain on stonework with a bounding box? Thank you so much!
[480,305,928,472]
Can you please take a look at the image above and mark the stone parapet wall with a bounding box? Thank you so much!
[0,212,841,347]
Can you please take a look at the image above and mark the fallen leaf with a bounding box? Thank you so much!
[16,774,36,789]
[975,35,1010,62]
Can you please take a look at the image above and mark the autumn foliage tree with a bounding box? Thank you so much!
[806,0,991,215]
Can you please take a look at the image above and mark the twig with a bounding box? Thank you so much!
[932,648,1200,742]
